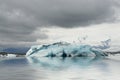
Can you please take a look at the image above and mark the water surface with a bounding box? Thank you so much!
[0,55,120,80]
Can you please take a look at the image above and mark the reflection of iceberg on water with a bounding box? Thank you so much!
[26,39,111,57]
[27,57,104,69]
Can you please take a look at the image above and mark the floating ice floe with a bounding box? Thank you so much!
[26,39,111,57]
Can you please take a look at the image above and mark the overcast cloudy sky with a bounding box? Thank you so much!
[0,0,120,50]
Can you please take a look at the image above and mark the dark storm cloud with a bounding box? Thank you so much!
[0,4,47,42]
[0,0,119,47]
[0,0,117,27]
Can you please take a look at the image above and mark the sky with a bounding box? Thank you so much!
[0,0,120,50]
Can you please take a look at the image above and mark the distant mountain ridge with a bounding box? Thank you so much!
[2,47,30,54]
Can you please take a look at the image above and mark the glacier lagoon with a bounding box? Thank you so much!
[0,55,120,80]
[0,39,120,80]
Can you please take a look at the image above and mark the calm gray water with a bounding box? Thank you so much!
[0,55,120,80]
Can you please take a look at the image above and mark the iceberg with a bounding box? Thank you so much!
[26,39,111,57]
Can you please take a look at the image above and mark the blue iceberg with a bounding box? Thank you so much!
[26,39,111,57]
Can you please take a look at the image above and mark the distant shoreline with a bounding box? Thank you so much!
[0,52,26,57]
[0,51,120,58]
